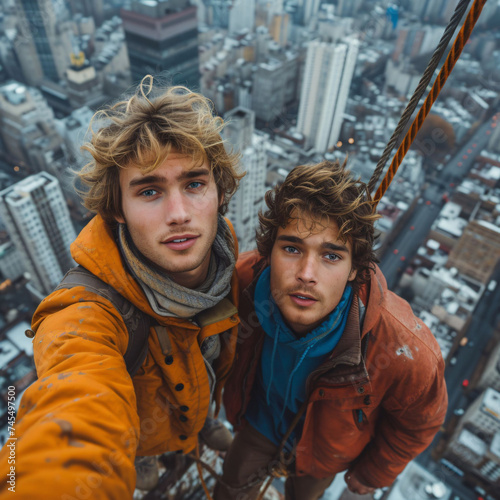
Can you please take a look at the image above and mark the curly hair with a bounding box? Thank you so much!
[76,75,243,225]
[256,159,380,291]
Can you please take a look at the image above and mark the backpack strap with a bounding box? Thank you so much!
[55,265,151,378]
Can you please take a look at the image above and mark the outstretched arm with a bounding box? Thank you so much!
[0,290,140,499]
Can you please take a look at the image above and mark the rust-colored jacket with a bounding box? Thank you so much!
[0,215,239,499]
[224,251,447,488]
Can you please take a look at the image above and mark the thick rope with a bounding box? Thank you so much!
[367,0,472,194]
[372,0,488,206]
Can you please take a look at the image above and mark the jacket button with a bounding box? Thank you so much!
[165,355,174,365]
[179,435,187,440]
[230,315,238,323]
[25,329,35,338]
[364,395,371,405]
[319,389,325,397]
[175,383,184,391]
[180,405,189,412]
[357,386,365,394]
[179,415,188,422]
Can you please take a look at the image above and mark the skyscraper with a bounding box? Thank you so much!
[296,37,359,152]
[228,0,256,34]
[0,173,76,295]
[302,0,321,26]
[15,0,72,85]
[121,0,200,88]
[224,107,267,252]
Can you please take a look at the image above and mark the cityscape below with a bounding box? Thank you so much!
[0,1,499,499]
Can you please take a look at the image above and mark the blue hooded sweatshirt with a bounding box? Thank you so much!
[245,267,353,449]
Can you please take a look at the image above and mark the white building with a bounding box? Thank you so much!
[302,0,321,26]
[224,107,267,252]
[228,0,256,34]
[0,173,76,295]
[296,37,359,153]
[0,242,25,282]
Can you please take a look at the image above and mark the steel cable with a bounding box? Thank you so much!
[372,0,488,206]
[367,0,472,194]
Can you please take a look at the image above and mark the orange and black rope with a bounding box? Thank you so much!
[372,0,488,207]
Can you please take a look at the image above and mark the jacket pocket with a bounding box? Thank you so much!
[353,409,368,431]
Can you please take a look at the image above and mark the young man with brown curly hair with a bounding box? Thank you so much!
[215,160,448,500]
[0,77,243,499]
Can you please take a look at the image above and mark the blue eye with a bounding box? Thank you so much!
[141,189,158,197]
[284,246,299,254]
[325,254,340,261]
[188,181,203,189]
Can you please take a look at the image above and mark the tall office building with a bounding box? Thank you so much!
[122,0,200,88]
[15,0,72,85]
[296,37,359,152]
[202,0,231,28]
[224,108,267,252]
[301,0,321,26]
[228,0,256,34]
[0,173,76,295]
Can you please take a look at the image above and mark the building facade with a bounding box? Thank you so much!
[15,0,72,85]
[0,173,76,295]
[224,107,267,253]
[296,37,359,153]
[445,388,500,489]
[122,0,199,88]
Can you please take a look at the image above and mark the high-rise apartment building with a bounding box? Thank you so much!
[296,37,359,152]
[122,0,199,88]
[228,0,256,34]
[301,0,321,26]
[0,173,76,295]
[224,107,267,252]
[14,0,72,85]
[251,53,299,123]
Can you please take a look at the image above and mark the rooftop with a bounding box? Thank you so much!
[457,428,488,457]
[0,82,27,106]
[481,388,500,422]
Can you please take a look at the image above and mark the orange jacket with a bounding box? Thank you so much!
[0,215,239,499]
[224,251,448,487]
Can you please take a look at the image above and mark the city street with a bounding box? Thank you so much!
[378,113,500,500]
[379,113,499,290]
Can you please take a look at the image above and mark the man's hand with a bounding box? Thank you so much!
[344,471,376,495]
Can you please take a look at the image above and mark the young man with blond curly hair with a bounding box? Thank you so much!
[216,160,448,500]
[0,77,243,498]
